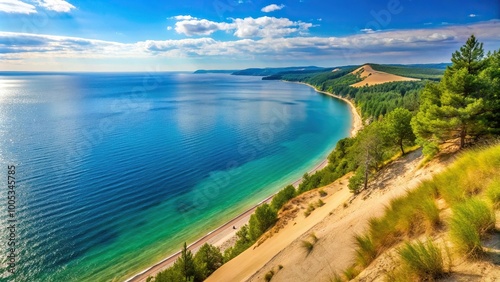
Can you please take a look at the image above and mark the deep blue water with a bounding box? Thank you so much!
[0,72,351,281]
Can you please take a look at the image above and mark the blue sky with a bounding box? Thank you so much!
[1,0,499,71]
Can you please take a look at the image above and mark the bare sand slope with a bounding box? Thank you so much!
[207,148,455,282]
[350,64,419,87]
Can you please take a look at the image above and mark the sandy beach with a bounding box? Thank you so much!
[125,82,363,282]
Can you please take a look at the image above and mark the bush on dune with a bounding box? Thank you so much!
[397,240,446,281]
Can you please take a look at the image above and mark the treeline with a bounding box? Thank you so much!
[339,81,425,118]
[150,35,500,281]
[262,66,357,82]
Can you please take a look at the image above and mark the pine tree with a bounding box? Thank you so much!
[480,50,500,133]
[174,242,196,282]
[194,243,223,280]
[412,35,489,152]
[385,108,415,154]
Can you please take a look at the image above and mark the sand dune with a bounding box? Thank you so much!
[350,64,419,87]
[207,149,454,282]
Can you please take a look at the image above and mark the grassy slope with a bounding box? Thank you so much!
[351,144,500,281]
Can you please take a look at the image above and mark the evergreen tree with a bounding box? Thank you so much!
[384,107,416,154]
[412,35,489,152]
[480,50,500,133]
[348,121,388,192]
[248,203,277,241]
[173,242,196,282]
[194,243,223,280]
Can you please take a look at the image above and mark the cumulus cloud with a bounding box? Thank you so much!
[469,14,477,18]
[36,0,74,12]
[173,16,313,38]
[0,0,36,14]
[261,4,284,13]
[174,19,230,36]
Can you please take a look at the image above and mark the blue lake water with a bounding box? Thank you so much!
[0,72,351,281]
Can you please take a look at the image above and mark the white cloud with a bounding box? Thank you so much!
[231,17,311,38]
[167,26,172,31]
[0,0,36,14]
[174,19,230,36]
[168,15,197,20]
[360,28,375,34]
[261,4,284,13]
[36,0,74,12]
[469,14,477,18]
[173,16,313,38]
[1,21,499,66]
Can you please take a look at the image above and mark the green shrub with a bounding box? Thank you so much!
[316,199,325,207]
[264,270,274,282]
[309,233,318,243]
[348,167,365,194]
[319,189,328,197]
[398,240,445,281]
[271,185,296,211]
[304,203,316,217]
[249,204,278,241]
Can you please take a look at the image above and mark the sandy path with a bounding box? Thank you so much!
[125,81,363,282]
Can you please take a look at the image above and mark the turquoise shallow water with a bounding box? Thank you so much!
[0,72,351,281]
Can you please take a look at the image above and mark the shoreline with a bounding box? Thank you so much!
[290,81,363,137]
[125,81,363,282]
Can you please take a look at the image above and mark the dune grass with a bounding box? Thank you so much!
[354,234,376,267]
[449,198,495,258]
[342,265,359,281]
[309,233,318,243]
[335,144,500,281]
[434,145,500,204]
[485,178,500,209]
[356,184,440,267]
[301,240,314,254]
[397,239,446,281]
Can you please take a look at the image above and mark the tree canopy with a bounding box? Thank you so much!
[412,34,498,152]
